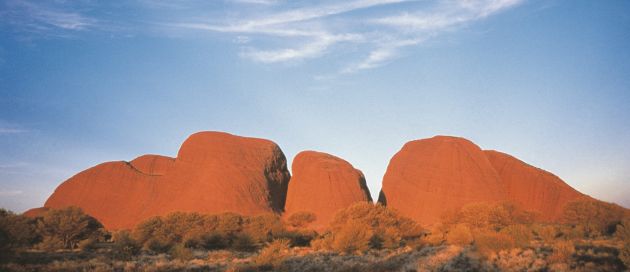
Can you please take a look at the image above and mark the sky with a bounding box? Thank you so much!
[1,0,629,212]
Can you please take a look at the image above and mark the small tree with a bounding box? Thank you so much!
[37,207,103,250]
[329,202,422,250]
[0,209,38,258]
[112,230,140,260]
[243,213,284,243]
[562,198,625,236]
[331,219,372,254]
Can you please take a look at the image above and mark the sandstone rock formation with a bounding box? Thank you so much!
[23,207,49,218]
[42,131,290,230]
[379,135,589,225]
[284,151,372,230]
[484,150,584,221]
[379,136,508,225]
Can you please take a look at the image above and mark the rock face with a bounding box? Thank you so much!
[284,151,372,230]
[43,132,290,230]
[380,135,588,225]
[23,207,49,218]
[484,150,584,221]
[379,136,508,225]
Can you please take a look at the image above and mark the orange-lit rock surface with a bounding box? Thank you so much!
[484,150,584,221]
[379,136,508,225]
[44,131,290,230]
[23,207,49,218]
[379,135,592,226]
[284,151,372,230]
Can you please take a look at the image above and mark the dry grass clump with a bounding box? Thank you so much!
[325,202,423,252]
[287,212,317,229]
[533,224,558,244]
[620,243,630,270]
[253,239,290,268]
[473,230,515,257]
[548,240,575,264]
[500,224,533,248]
[489,248,547,271]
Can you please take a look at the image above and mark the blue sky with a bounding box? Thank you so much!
[1,0,629,212]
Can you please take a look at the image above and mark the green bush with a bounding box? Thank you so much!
[615,218,630,242]
[0,209,38,256]
[562,198,626,237]
[36,207,103,250]
[620,243,630,270]
[242,213,284,244]
[170,243,194,261]
[230,234,256,252]
[112,230,140,260]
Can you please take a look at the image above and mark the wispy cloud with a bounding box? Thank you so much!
[230,0,279,5]
[168,0,524,71]
[0,128,28,134]
[0,190,23,197]
[0,0,96,37]
[1,0,525,72]
[0,121,28,135]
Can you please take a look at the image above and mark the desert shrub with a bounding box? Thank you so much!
[37,236,65,251]
[242,213,284,244]
[446,202,538,232]
[170,243,194,261]
[145,237,172,253]
[459,203,492,229]
[78,238,98,251]
[331,219,372,254]
[558,224,586,241]
[112,230,140,260]
[230,234,256,252]
[548,240,575,264]
[276,228,317,247]
[0,209,38,256]
[254,239,290,268]
[620,243,630,269]
[133,216,164,245]
[36,207,103,250]
[328,202,422,251]
[287,212,317,228]
[446,224,473,246]
[423,224,447,246]
[562,198,626,237]
[474,230,515,257]
[500,224,533,248]
[498,201,538,225]
[310,234,333,251]
[213,213,245,237]
[615,218,630,242]
[490,248,548,271]
[134,212,258,252]
[533,224,557,244]
[417,246,488,271]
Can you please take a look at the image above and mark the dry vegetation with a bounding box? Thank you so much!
[1,198,629,271]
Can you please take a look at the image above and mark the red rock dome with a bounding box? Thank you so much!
[484,150,584,221]
[43,131,290,230]
[284,151,372,230]
[379,136,508,225]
